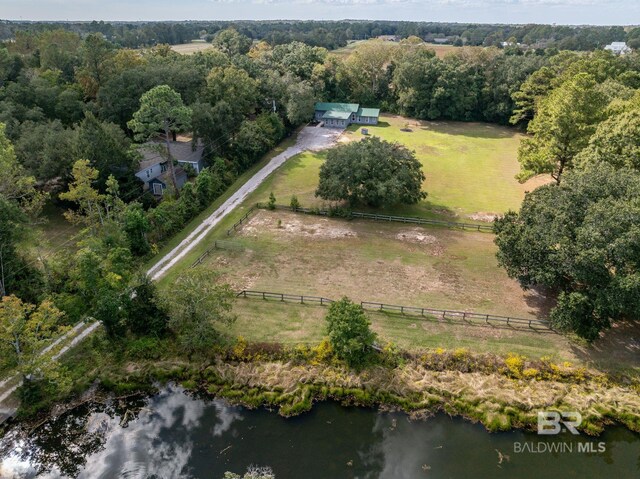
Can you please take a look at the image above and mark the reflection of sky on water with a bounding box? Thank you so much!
[358,413,445,479]
[0,385,244,479]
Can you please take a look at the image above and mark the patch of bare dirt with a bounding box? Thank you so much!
[394,229,437,245]
[467,212,498,222]
[241,211,358,240]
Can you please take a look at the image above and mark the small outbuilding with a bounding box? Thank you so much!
[314,102,380,128]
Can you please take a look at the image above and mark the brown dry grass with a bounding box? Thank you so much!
[209,209,552,320]
[170,42,213,54]
[209,358,640,431]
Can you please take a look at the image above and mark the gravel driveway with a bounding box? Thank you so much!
[147,125,344,281]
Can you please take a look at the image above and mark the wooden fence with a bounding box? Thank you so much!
[266,205,494,233]
[360,301,550,329]
[236,289,552,331]
[227,206,257,236]
[191,240,244,268]
[236,290,334,306]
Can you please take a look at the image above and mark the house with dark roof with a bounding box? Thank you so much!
[134,139,205,196]
[314,103,380,128]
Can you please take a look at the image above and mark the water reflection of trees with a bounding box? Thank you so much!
[29,397,147,477]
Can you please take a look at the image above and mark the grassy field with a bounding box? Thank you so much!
[331,39,461,59]
[202,209,551,319]
[150,118,638,371]
[249,115,549,222]
[223,299,575,361]
[171,41,213,55]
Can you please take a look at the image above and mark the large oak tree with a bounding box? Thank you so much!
[316,137,427,208]
[494,163,640,340]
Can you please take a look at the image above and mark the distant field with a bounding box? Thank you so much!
[251,115,549,222]
[331,39,463,59]
[171,41,213,55]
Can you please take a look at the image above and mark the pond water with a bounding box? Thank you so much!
[0,385,638,478]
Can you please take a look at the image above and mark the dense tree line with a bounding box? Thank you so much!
[1,20,638,52]
[494,50,640,340]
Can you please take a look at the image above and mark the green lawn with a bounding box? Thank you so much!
[139,117,637,371]
[223,299,574,362]
[250,115,550,222]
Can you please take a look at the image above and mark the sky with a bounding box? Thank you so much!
[1,0,639,25]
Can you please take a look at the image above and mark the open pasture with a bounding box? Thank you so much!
[253,115,550,222]
[203,209,552,319]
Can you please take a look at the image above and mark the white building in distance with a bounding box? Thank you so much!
[604,42,632,55]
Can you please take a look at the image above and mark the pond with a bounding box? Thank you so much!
[1,385,638,478]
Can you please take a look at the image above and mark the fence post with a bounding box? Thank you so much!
[421,308,425,317]
[400,305,404,314]
[281,293,284,302]
[379,303,383,311]
[485,314,489,324]
[262,292,266,300]
[462,312,466,320]
[300,295,304,304]
[506,317,510,326]
[528,320,532,328]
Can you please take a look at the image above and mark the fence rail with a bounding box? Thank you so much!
[236,290,334,306]
[191,240,244,268]
[266,205,494,233]
[227,206,257,236]
[236,289,552,331]
[360,301,549,329]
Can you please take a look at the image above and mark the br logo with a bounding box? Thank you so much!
[537,411,582,435]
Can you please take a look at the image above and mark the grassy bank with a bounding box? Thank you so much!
[27,332,640,437]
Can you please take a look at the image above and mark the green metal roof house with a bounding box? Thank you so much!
[314,102,380,128]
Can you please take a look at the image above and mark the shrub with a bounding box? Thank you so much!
[325,297,376,368]
[311,338,333,364]
[126,336,163,360]
[505,353,525,377]
[290,195,300,210]
[267,192,276,210]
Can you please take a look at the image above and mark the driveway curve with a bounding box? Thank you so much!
[147,125,343,281]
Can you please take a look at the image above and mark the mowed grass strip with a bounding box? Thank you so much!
[201,210,552,320]
[223,299,574,362]
[250,115,550,222]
